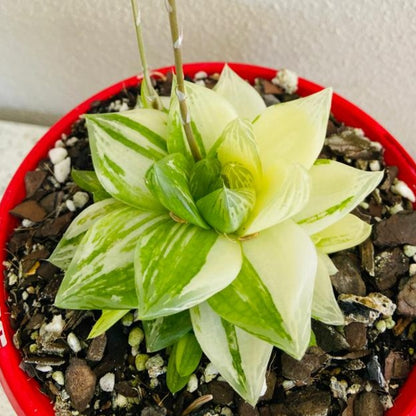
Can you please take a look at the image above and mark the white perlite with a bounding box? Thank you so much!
[203,362,219,383]
[48,147,68,164]
[410,264,416,276]
[404,245,416,257]
[194,71,208,80]
[54,157,71,183]
[187,374,198,393]
[66,136,79,146]
[272,68,298,93]
[67,332,82,353]
[52,371,65,386]
[391,179,416,202]
[145,355,166,378]
[43,315,65,336]
[65,199,76,212]
[99,372,115,392]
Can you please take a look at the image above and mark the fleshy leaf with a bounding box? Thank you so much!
[143,311,192,353]
[197,186,256,234]
[311,214,371,254]
[136,221,242,319]
[175,332,202,377]
[221,162,255,190]
[166,341,191,394]
[168,79,238,158]
[88,310,129,339]
[294,159,383,234]
[239,220,317,359]
[71,169,111,202]
[312,252,345,325]
[189,158,222,201]
[49,199,123,270]
[191,302,273,406]
[85,109,168,210]
[209,256,290,347]
[145,153,208,228]
[240,160,310,236]
[253,88,332,171]
[214,64,266,121]
[55,206,170,310]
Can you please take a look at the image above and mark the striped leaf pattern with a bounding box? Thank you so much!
[88,309,129,339]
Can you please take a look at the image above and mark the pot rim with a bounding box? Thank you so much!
[0,62,415,416]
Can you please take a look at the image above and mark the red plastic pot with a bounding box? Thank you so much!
[0,63,415,416]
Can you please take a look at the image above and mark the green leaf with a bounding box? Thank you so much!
[85,108,168,211]
[143,311,192,353]
[311,214,372,254]
[191,302,273,406]
[136,221,242,319]
[49,199,123,270]
[197,186,256,234]
[71,169,111,202]
[145,153,208,228]
[221,162,255,190]
[294,160,383,234]
[166,342,190,394]
[168,78,238,159]
[175,332,202,377]
[88,309,129,339]
[209,256,290,347]
[214,64,266,122]
[189,158,222,201]
[253,88,332,171]
[239,160,310,236]
[239,220,318,359]
[55,206,170,310]
[312,252,345,325]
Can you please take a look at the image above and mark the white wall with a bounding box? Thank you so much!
[1,0,415,156]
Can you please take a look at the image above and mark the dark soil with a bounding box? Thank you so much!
[4,72,416,416]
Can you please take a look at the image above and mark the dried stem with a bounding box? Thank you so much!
[131,0,162,110]
[167,0,202,161]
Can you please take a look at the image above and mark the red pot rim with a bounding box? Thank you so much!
[0,62,415,416]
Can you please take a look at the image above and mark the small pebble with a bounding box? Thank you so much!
[145,355,165,378]
[22,219,35,228]
[119,102,130,112]
[52,371,65,386]
[375,320,387,333]
[187,374,198,393]
[128,327,144,347]
[369,160,381,171]
[73,191,89,209]
[194,71,208,80]
[114,393,128,408]
[410,264,416,276]
[121,313,134,327]
[54,157,71,183]
[44,315,65,335]
[389,203,404,214]
[99,372,115,392]
[54,139,65,148]
[204,362,219,383]
[404,245,416,257]
[391,180,416,202]
[36,365,53,372]
[66,136,79,146]
[65,200,76,212]
[67,332,82,353]
[49,147,68,164]
[272,68,298,93]
[149,378,160,389]
[135,354,149,371]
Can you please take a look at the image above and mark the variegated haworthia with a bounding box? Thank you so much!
[51,64,383,405]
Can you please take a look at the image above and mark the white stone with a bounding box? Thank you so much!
[404,245,416,257]
[187,374,198,393]
[54,139,65,148]
[369,160,381,171]
[114,394,128,408]
[391,180,416,202]
[99,372,115,392]
[145,355,166,378]
[204,362,219,383]
[66,136,79,146]
[119,102,130,112]
[48,147,68,164]
[54,157,71,183]
[410,264,416,276]
[272,68,298,93]
[52,371,65,386]
[65,199,76,212]
[44,315,65,335]
[22,219,35,227]
[36,365,52,372]
[67,332,82,353]
[194,71,208,80]
[389,203,403,215]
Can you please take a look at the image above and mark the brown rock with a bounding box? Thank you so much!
[40,191,64,213]
[24,170,47,198]
[21,248,49,274]
[65,358,96,412]
[360,238,375,276]
[10,200,47,222]
[206,381,234,405]
[87,333,107,361]
[36,212,73,237]
[384,351,411,381]
[380,166,399,191]
[331,253,366,296]
[259,371,277,401]
[281,347,326,381]
[262,79,284,95]
[344,322,367,350]
[374,248,409,290]
[115,381,139,397]
[259,404,290,416]
[284,387,331,416]
[141,407,167,416]
[374,211,416,246]
[312,321,349,353]
[353,392,384,416]
[239,401,259,416]
[397,276,416,317]
[37,261,60,279]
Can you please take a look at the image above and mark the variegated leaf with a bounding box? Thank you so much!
[311,214,371,253]
[189,158,222,201]
[88,309,129,339]
[294,159,383,234]
[253,88,332,171]
[55,206,170,310]
[71,169,111,202]
[145,153,208,228]
[85,109,168,210]
[221,162,255,190]
[166,341,191,393]
[136,221,242,319]
[312,252,345,325]
[239,160,310,236]
[191,302,273,406]
[49,199,123,270]
[214,64,266,122]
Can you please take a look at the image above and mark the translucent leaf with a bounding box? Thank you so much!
[221,162,255,190]
[189,158,222,201]
[312,252,345,325]
[55,206,170,310]
[49,199,123,270]
[168,79,237,159]
[71,169,111,202]
[85,109,168,210]
[191,302,273,406]
[166,342,191,394]
[143,311,192,353]
[175,332,202,377]
[240,160,310,236]
[239,220,318,359]
[214,64,266,122]
[294,159,383,234]
[311,214,371,254]
[197,186,256,234]
[88,310,128,339]
[145,153,208,228]
[136,221,242,319]
[253,88,332,171]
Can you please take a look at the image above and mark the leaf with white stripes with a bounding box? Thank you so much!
[145,153,208,228]
[189,158,222,201]
[71,169,111,202]
[49,199,123,270]
[136,221,242,319]
[294,159,383,235]
[191,302,273,406]
[55,206,170,310]
[311,214,372,254]
[88,309,129,339]
[312,252,345,325]
[85,109,168,211]
[214,64,266,122]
